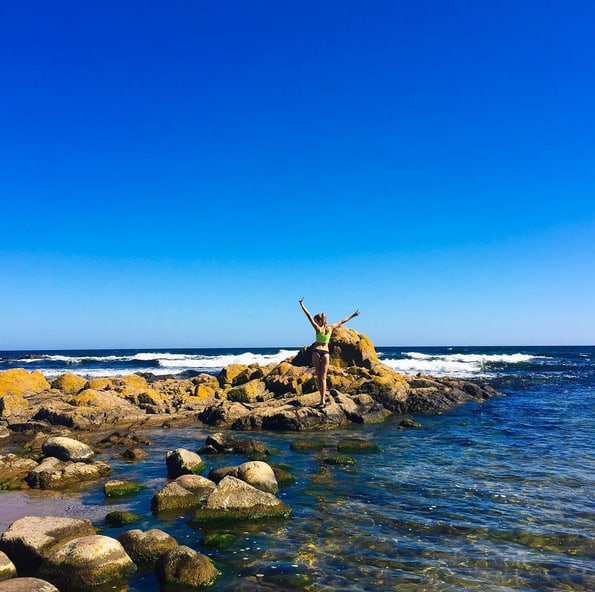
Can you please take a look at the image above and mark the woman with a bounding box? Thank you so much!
[299,298,360,406]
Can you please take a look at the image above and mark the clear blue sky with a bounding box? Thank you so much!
[1,1,594,349]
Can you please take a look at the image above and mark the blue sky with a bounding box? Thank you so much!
[1,1,594,349]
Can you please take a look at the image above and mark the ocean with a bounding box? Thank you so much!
[1,345,593,591]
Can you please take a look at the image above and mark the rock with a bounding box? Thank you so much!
[337,438,381,453]
[174,474,217,495]
[290,440,327,452]
[103,480,143,497]
[50,373,87,395]
[400,417,422,428]
[41,436,94,462]
[202,433,268,458]
[38,535,135,591]
[0,578,59,592]
[165,448,205,478]
[96,431,152,448]
[0,551,17,581]
[291,327,379,369]
[0,516,96,573]
[234,461,278,494]
[207,466,236,483]
[196,401,251,427]
[191,476,292,523]
[115,447,150,461]
[325,454,356,466]
[156,545,219,588]
[227,379,268,403]
[26,457,112,489]
[105,512,143,527]
[117,529,178,565]
[151,476,216,513]
[0,454,39,490]
[0,370,50,398]
[0,426,10,443]
[200,532,238,550]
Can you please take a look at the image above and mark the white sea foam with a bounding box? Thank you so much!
[380,351,544,377]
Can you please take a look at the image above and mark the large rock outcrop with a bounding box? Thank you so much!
[0,329,498,433]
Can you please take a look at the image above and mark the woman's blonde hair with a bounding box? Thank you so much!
[314,313,327,328]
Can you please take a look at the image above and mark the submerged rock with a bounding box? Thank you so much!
[156,545,219,589]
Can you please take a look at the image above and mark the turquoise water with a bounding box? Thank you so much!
[1,346,594,590]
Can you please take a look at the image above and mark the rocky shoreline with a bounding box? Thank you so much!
[0,329,499,590]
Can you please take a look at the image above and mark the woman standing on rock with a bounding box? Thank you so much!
[299,298,360,407]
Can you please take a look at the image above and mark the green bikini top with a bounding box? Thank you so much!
[315,328,332,344]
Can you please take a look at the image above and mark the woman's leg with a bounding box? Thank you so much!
[318,354,330,404]
[312,352,328,405]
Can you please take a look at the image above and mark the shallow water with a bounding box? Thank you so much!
[1,346,594,591]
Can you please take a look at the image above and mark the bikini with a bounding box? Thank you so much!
[313,329,332,356]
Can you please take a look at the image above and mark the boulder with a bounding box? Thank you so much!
[0,516,95,573]
[0,426,10,443]
[0,370,50,398]
[191,476,291,523]
[49,373,87,395]
[0,578,59,592]
[165,448,205,478]
[38,535,135,591]
[41,436,94,462]
[156,545,219,588]
[103,480,143,497]
[234,461,278,494]
[117,529,178,565]
[26,457,112,489]
[291,327,379,369]
[0,454,39,490]
[202,432,267,457]
[227,379,268,403]
[0,551,17,581]
[151,475,216,513]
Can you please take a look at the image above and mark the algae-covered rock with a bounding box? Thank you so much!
[117,528,178,565]
[103,479,143,497]
[191,476,292,523]
[165,448,206,478]
[337,438,381,453]
[38,535,135,591]
[325,454,356,466]
[290,439,327,453]
[400,417,422,428]
[200,532,238,550]
[0,551,17,582]
[156,545,219,589]
[105,511,143,527]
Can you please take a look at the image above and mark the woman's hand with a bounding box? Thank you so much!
[353,309,360,317]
